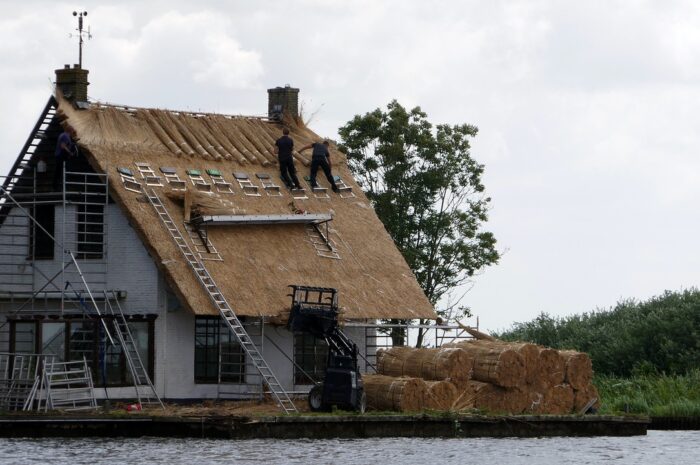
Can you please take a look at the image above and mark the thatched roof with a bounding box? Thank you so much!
[56,96,436,321]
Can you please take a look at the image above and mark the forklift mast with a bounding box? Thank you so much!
[287,285,358,372]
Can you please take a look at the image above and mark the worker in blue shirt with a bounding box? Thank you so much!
[53,124,77,190]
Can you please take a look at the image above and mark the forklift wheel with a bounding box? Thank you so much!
[356,391,367,414]
[308,385,324,412]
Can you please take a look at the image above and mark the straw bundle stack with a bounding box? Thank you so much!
[376,347,473,381]
[450,341,526,388]
[560,350,593,390]
[573,382,600,413]
[363,374,427,412]
[424,380,459,411]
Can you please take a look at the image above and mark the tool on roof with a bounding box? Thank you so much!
[303,175,330,199]
[206,169,234,194]
[135,162,163,187]
[255,173,282,196]
[186,169,212,192]
[333,175,355,198]
[117,167,142,193]
[159,167,186,190]
[233,172,261,196]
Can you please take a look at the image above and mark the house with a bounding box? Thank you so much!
[0,64,436,409]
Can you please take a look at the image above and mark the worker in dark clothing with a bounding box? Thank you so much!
[53,124,77,190]
[274,128,302,190]
[299,140,339,192]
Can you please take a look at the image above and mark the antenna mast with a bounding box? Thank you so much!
[71,11,91,68]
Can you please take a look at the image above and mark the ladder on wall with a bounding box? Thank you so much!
[104,291,164,408]
[144,189,297,414]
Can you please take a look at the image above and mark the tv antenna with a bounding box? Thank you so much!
[69,11,91,68]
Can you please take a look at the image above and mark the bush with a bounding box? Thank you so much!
[496,289,700,376]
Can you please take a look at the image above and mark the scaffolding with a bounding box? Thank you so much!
[0,97,160,410]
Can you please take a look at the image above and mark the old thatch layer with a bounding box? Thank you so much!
[57,97,435,320]
[370,339,598,415]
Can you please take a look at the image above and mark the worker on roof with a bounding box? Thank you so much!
[274,128,302,190]
[53,124,78,191]
[299,140,340,193]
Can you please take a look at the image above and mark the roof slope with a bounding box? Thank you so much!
[57,97,436,321]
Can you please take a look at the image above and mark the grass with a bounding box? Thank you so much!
[596,369,700,417]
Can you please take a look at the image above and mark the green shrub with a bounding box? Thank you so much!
[496,289,700,376]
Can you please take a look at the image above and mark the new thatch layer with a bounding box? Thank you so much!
[57,96,436,320]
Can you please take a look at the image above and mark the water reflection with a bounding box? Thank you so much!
[0,431,697,465]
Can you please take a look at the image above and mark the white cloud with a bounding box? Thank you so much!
[2,0,700,331]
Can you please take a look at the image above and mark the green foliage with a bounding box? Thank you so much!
[338,100,499,343]
[497,289,700,376]
[596,371,700,416]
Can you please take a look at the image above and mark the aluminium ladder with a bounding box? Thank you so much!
[144,189,297,414]
[104,291,164,409]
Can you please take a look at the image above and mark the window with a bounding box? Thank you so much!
[8,317,154,386]
[29,205,54,260]
[294,333,328,385]
[76,203,104,259]
[194,317,245,383]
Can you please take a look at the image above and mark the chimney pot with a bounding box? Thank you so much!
[267,85,299,120]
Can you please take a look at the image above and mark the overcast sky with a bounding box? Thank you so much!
[1,1,698,332]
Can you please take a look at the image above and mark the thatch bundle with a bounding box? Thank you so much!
[573,382,600,413]
[532,383,574,415]
[165,188,241,218]
[424,380,459,410]
[535,348,565,388]
[560,350,593,390]
[376,347,473,381]
[447,341,526,388]
[363,374,427,412]
[467,381,529,414]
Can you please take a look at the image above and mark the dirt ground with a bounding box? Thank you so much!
[114,399,311,417]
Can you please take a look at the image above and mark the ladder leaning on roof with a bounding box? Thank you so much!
[144,189,298,414]
[104,290,164,409]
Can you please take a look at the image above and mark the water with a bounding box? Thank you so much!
[0,431,698,465]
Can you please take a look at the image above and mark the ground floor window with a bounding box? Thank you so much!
[8,316,155,387]
[194,317,245,384]
[294,333,328,385]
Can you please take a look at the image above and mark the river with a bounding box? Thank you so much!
[0,430,697,464]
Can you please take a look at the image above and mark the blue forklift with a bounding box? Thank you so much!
[287,285,366,413]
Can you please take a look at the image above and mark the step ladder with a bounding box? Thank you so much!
[305,223,341,260]
[104,290,164,409]
[40,357,98,412]
[184,222,223,261]
[145,189,297,414]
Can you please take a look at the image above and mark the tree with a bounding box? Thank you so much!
[338,100,499,346]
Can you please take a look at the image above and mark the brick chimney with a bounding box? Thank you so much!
[55,64,89,102]
[267,85,299,120]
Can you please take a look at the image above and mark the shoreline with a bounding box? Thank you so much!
[0,414,649,439]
